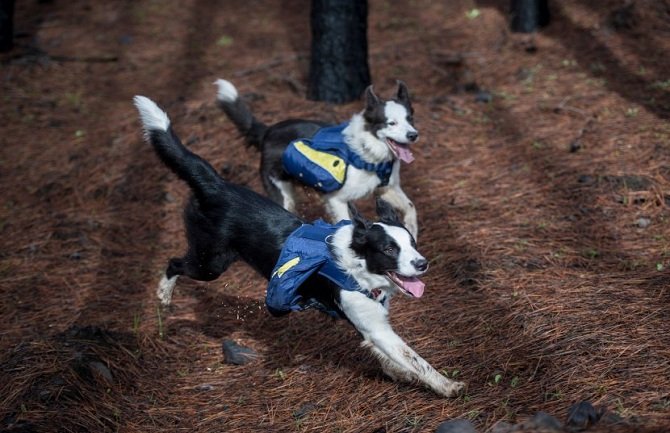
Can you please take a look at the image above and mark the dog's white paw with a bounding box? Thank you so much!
[157,274,177,306]
[438,380,465,398]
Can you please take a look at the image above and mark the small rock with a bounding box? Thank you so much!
[69,251,83,260]
[635,217,651,228]
[577,174,595,185]
[89,361,113,382]
[569,140,582,153]
[526,411,562,431]
[163,192,176,203]
[194,383,214,392]
[38,389,51,401]
[435,419,476,433]
[222,339,257,365]
[293,402,318,420]
[474,90,493,103]
[566,401,602,431]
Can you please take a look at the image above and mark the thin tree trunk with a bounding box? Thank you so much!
[0,0,15,52]
[308,0,371,103]
[510,0,550,33]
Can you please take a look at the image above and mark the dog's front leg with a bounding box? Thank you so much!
[377,185,418,240]
[340,291,464,397]
[324,196,351,223]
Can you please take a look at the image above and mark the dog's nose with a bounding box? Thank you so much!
[412,258,428,272]
[406,131,418,142]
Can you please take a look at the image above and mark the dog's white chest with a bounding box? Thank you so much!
[330,166,380,201]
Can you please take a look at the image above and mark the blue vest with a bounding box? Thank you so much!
[282,123,394,193]
[266,219,362,318]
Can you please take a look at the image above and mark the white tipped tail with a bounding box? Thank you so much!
[214,79,238,103]
[133,95,171,136]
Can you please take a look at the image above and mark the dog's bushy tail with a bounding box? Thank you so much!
[134,95,222,201]
[215,79,267,150]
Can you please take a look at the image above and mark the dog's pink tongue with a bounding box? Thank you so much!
[398,275,425,298]
[397,146,415,164]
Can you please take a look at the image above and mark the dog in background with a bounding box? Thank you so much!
[133,95,464,397]
[215,79,421,239]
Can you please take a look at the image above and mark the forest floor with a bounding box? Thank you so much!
[1,0,670,432]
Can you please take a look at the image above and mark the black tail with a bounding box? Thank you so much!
[133,95,222,201]
[214,79,267,150]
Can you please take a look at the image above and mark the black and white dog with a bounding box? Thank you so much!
[215,79,420,239]
[133,95,464,397]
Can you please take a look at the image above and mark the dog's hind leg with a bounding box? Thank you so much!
[157,258,184,306]
[340,291,465,398]
[266,175,297,212]
[156,250,238,305]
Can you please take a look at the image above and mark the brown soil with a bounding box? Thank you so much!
[1,1,669,432]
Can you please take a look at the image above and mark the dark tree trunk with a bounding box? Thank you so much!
[510,0,550,33]
[0,0,15,52]
[308,0,371,104]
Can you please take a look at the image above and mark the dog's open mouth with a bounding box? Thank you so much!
[385,138,415,164]
[387,272,425,298]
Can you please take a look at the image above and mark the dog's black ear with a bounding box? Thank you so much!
[396,80,412,110]
[375,197,402,225]
[348,202,370,248]
[348,202,370,228]
[364,85,381,111]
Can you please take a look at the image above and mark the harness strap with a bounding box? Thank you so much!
[347,151,394,187]
[306,122,395,187]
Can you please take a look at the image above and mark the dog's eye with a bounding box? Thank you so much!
[384,246,396,255]
[387,120,397,126]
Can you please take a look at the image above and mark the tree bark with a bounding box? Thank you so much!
[308,0,371,104]
[510,0,550,33]
[0,0,15,52]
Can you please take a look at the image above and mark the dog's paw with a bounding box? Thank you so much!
[157,274,177,306]
[439,380,465,398]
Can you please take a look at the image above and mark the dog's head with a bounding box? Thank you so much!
[363,81,418,164]
[347,199,427,297]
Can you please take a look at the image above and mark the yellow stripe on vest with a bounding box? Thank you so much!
[293,141,346,184]
[272,256,301,278]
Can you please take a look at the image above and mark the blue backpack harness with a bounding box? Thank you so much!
[282,122,394,193]
[266,219,377,319]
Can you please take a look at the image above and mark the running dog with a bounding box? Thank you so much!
[133,95,464,397]
[215,79,420,239]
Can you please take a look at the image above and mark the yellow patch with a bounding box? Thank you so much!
[272,256,301,278]
[293,141,346,184]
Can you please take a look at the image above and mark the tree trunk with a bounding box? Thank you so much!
[510,0,550,33]
[0,0,15,52]
[308,0,371,104]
